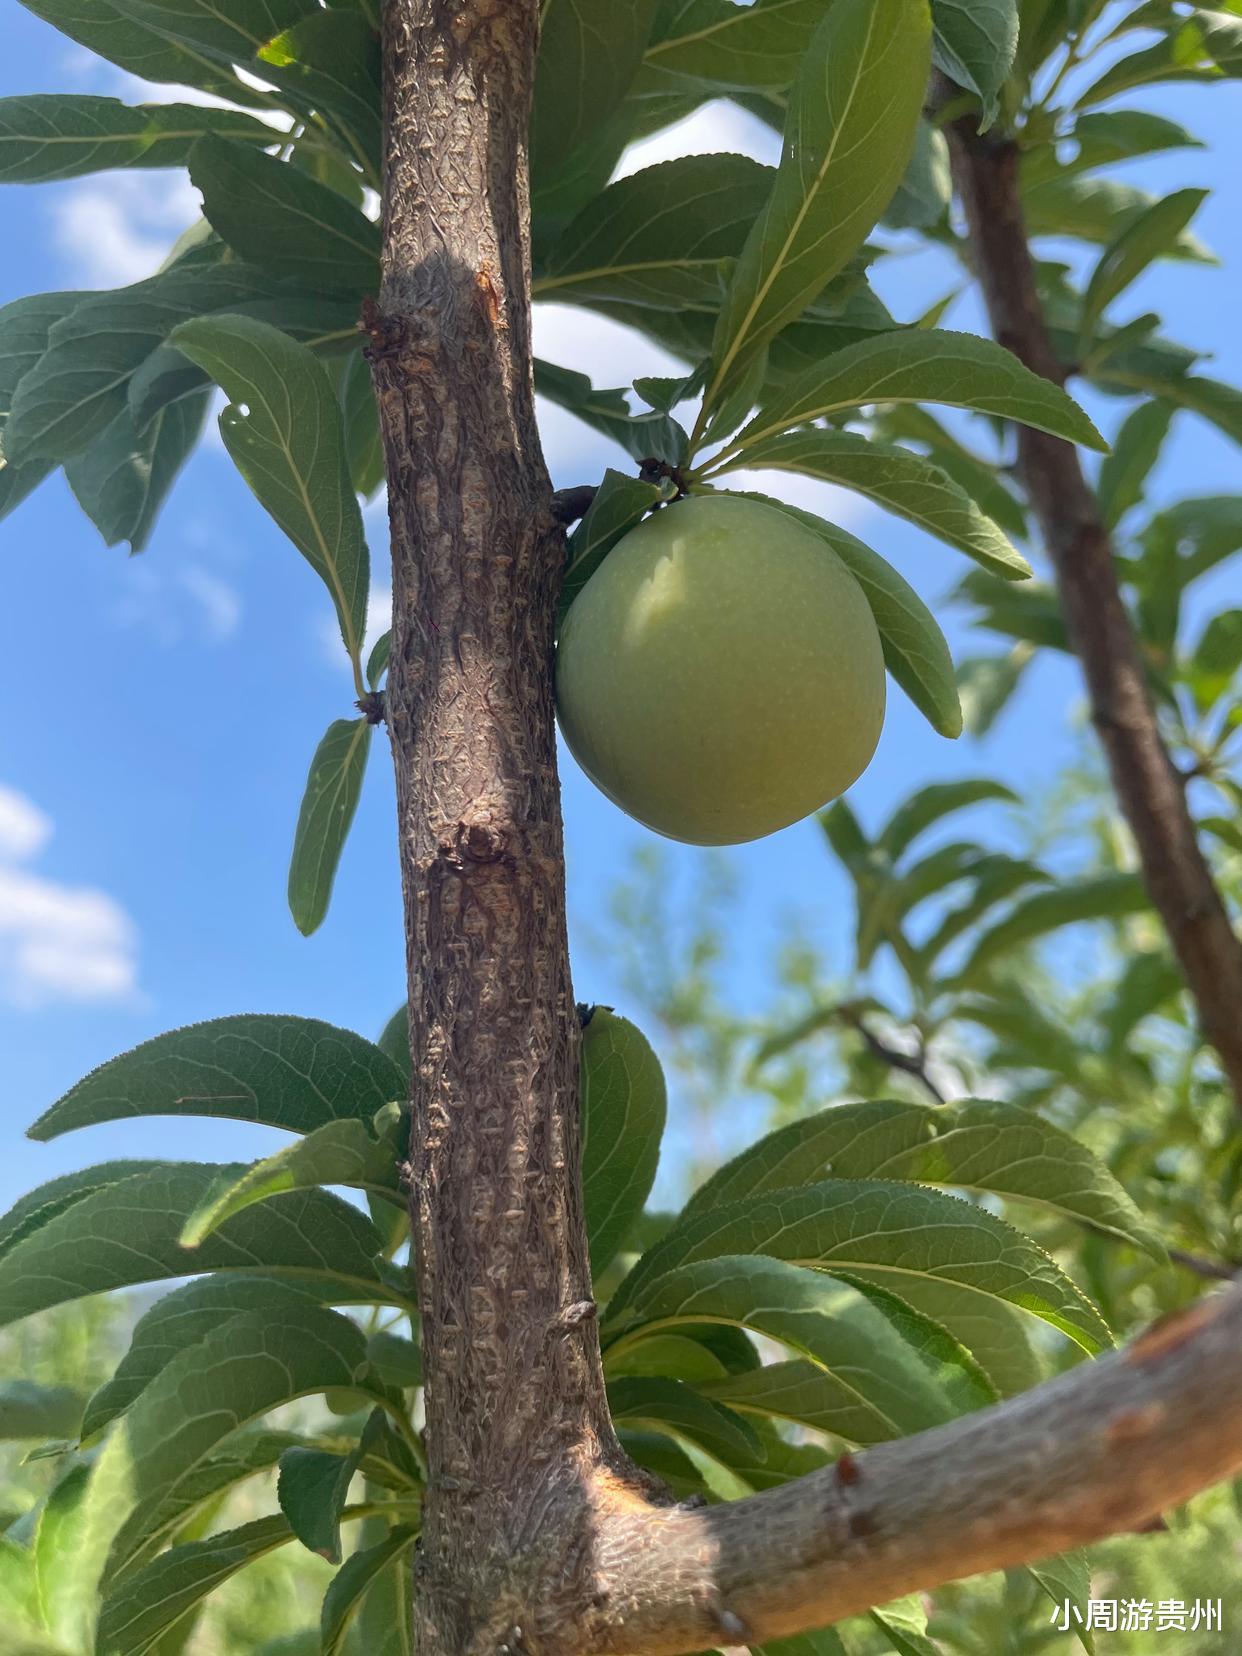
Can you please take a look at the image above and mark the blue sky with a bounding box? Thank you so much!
[1,4,1240,1216]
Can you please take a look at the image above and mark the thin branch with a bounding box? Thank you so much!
[1169,1247,1238,1283]
[939,92,1242,1116]
[586,1280,1242,1654]
[837,1004,946,1104]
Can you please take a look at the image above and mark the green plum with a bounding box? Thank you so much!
[555,493,885,845]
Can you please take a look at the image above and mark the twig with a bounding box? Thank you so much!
[940,87,1242,1117]
[838,1004,946,1104]
[1169,1247,1238,1283]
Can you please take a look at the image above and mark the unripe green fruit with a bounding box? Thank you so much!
[555,494,886,845]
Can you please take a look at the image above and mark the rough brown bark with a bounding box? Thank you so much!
[943,110,1242,1113]
[370,3,644,1647]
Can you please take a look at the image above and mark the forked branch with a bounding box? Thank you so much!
[585,1280,1242,1653]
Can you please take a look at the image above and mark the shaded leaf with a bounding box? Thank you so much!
[931,0,1018,120]
[64,393,208,551]
[531,0,659,177]
[0,94,275,183]
[320,1525,418,1656]
[581,1008,667,1276]
[559,470,663,620]
[1096,399,1173,528]
[0,1382,82,1442]
[879,779,1017,860]
[958,872,1150,980]
[256,10,382,184]
[1079,189,1209,350]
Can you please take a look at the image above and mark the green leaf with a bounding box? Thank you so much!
[0,1164,389,1329]
[84,1302,402,1577]
[288,717,372,936]
[537,153,773,311]
[531,0,659,177]
[735,329,1107,455]
[1193,607,1242,677]
[559,470,663,620]
[4,261,286,464]
[97,1514,296,1656]
[32,1463,95,1652]
[0,1160,165,1263]
[722,493,961,737]
[1095,399,1173,528]
[954,647,1033,736]
[882,121,951,229]
[1079,189,1209,351]
[958,872,1150,980]
[0,95,276,183]
[876,404,1028,538]
[1077,8,1242,104]
[608,1255,994,1444]
[180,1111,402,1247]
[606,1375,760,1466]
[931,0,1018,121]
[320,1526,418,1656]
[1069,109,1202,171]
[641,0,825,92]
[580,1008,667,1275]
[109,0,320,60]
[366,1332,421,1391]
[340,347,384,499]
[1027,1552,1094,1656]
[30,1013,405,1141]
[610,1177,1111,1354]
[0,1382,82,1441]
[703,0,930,411]
[365,630,391,689]
[278,1447,359,1563]
[256,10,382,185]
[878,779,1017,860]
[376,1005,410,1081]
[918,850,1049,966]
[535,358,688,465]
[81,1276,333,1442]
[64,393,208,551]
[15,0,269,103]
[717,430,1031,579]
[751,1633,848,1656]
[189,139,380,298]
[170,314,371,671]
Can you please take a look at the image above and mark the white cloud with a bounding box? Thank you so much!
[0,788,52,863]
[0,787,140,1007]
[110,559,243,646]
[53,169,201,288]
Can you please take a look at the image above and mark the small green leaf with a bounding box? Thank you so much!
[365,630,391,689]
[320,1525,419,1656]
[189,138,380,297]
[171,315,371,674]
[735,329,1107,455]
[180,1113,402,1247]
[641,0,825,92]
[30,1013,404,1141]
[1079,189,1209,352]
[1027,1552,1094,1656]
[581,1008,667,1276]
[278,1446,359,1563]
[97,1514,296,1656]
[931,0,1018,121]
[559,470,663,621]
[606,1375,760,1467]
[703,0,930,412]
[376,1004,410,1081]
[716,429,1031,579]
[288,717,372,936]
[1096,399,1173,528]
[0,1160,164,1263]
[0,1164,389,1329]
[0,94,276,183]
[366,1331,421,1391]
[535,358,688,465]
[870,1594,938,1656]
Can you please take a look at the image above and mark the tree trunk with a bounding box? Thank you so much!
[368,3,642,1646]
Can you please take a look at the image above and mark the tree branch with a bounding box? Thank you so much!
[939,97,1242,1113]
[585,1280,1242,1653]
[837,1004,946,1104]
